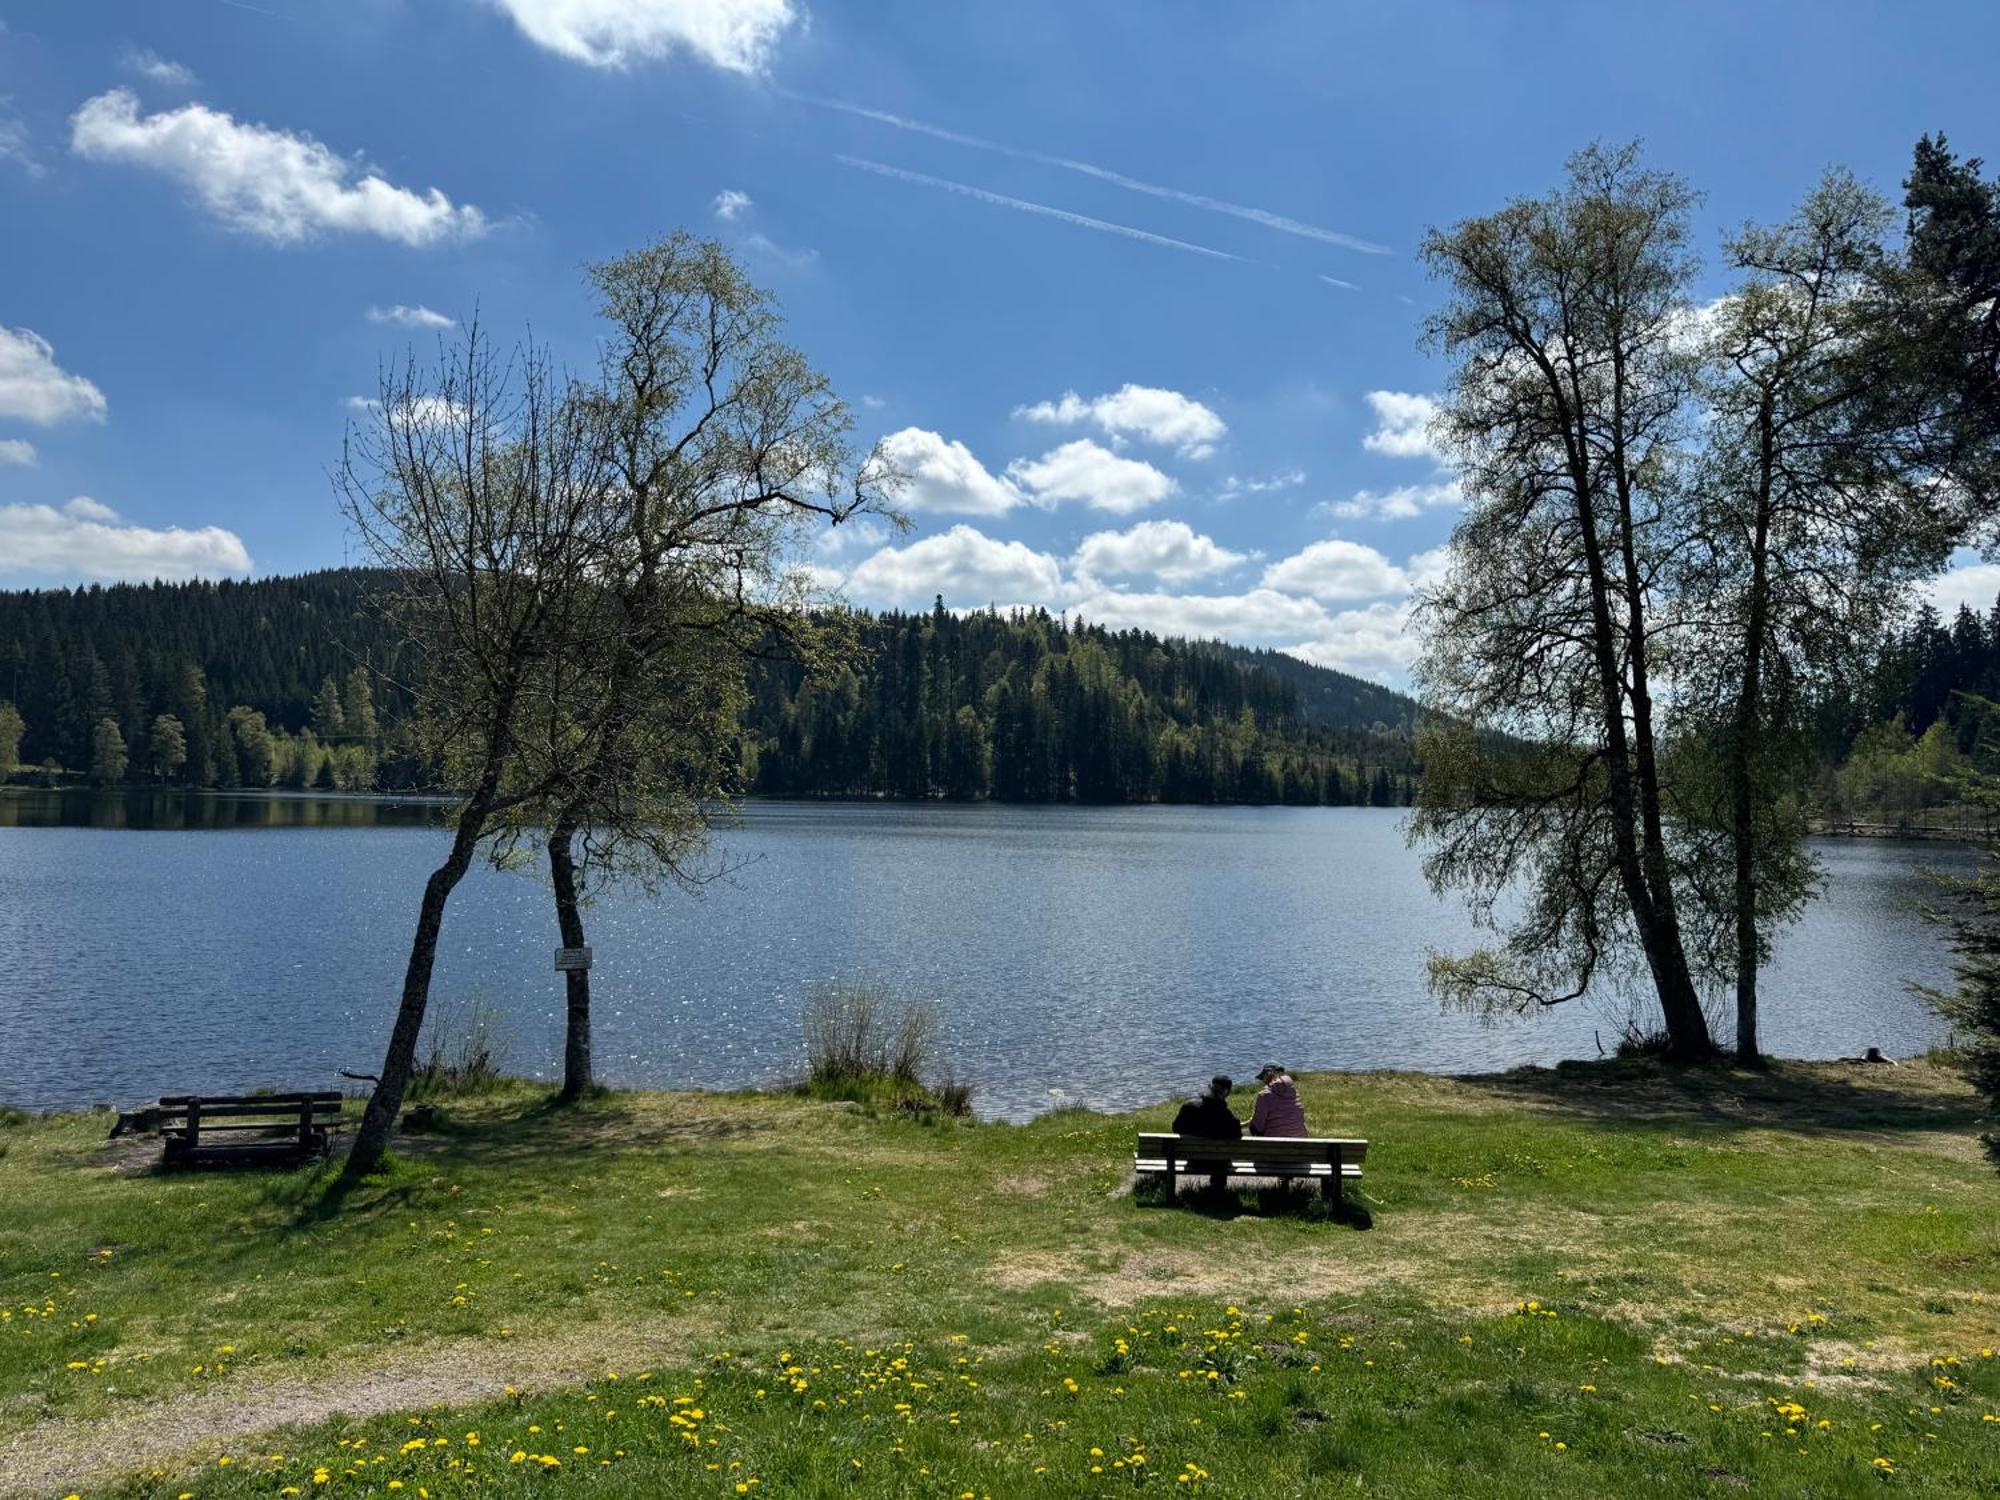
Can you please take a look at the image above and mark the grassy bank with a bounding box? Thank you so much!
[0,1061,1995,1498]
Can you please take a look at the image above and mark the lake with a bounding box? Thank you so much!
[0,793,1978,1120]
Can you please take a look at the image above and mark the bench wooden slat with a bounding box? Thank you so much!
[1136,1168,1368,1184]
[1134,1131,1368,1204]
[157,1105,340,1122]
[158,1093,341,1108]
[1136,1134,1366,1162]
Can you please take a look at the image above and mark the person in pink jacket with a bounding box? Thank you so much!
[1247,1064,1308,1137]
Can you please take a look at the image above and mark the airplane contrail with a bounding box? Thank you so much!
[836,156,1247,263]
[798,93,1391,256]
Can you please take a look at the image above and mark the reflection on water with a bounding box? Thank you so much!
[0,788,448,831]
[0,797,1978,1119]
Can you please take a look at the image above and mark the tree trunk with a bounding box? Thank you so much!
[342,791,498,1177]
[549,807,592,1103]
[1569,456,1714,1060]
[343,691,517,1181]
[1732,406,1778,1064]
[1606,355,1714,1060]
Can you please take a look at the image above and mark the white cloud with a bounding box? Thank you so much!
[1361,390,1442,460]
[1667,295,1736,354]
[0,327,108,426]
[0,497,252,582]
[843,524,1064,609]
[740,230,816,269]
[0,97,39,177]
[1073,519,1245,586]
[389,395,474,432]
[1284,601,1419,680]
[1261,538,1408,602]
[485,0,797,72]
[0,439,37,466]
[813,515,889,559]
[825,519,1428,686]
[1321,478,1463,522]
[70,89,487,247]
[1070,585,1331,643]
[1219,470,1305,499]
[712,188,751,221]
[342,394,470,431]
[878,428,1025,516]
[1405,544,1452,593]
[123,49,196,86]
[1017,384,1226,459]
[1929,559,2000,617]
[367,304,455,329]
[1008,439,1176,515]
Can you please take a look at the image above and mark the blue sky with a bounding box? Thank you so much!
[3,1,1997,682]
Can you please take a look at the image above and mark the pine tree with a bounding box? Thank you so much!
[313,676,347,741]
[342,666,378,747]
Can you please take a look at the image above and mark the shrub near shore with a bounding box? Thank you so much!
[0,1059,1994,1497]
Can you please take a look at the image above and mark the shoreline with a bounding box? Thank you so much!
[7,1046,1960,1126]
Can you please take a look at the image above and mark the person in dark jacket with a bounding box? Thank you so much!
[1172,1075,1243,1139]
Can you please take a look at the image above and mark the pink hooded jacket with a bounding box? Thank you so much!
[1248,1074,1307,1137]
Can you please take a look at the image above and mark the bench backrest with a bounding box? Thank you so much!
[1137,1132,1367,1165]
[158,1093,342,1124]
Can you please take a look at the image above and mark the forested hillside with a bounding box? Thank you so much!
[1813,597,2000,826]
[0,571,1422,805]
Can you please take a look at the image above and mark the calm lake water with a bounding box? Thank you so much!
[0,793,1978,1119]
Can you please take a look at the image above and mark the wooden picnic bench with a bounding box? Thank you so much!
[1135,1132,1368,1206]
[155,1092,344,1168]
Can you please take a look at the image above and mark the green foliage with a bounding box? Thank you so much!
[1916,695,2000,1167]
[147,711,186,782]
[0,698,22,775]
[88,714,127,785]
[749,605,1418,805]
[0,573,403,790]
[0,572,1420,803]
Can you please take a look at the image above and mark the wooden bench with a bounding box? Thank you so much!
[156,1092,344,1168]
[1135,1132,1368,1205]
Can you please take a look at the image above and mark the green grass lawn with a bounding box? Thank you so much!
[0,1060,1995,1498]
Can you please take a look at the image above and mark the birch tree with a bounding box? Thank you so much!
[337,329,620,1178]
[503,234,893,1103]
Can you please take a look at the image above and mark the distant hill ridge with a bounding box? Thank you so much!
[0,569,1423,805]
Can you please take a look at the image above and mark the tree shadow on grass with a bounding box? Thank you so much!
[1132,1177,1373,1229]
[1456,1056,1983,1139]
[239,1090,783,1230]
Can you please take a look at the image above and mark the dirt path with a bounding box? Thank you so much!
[0,1320,711,1500]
